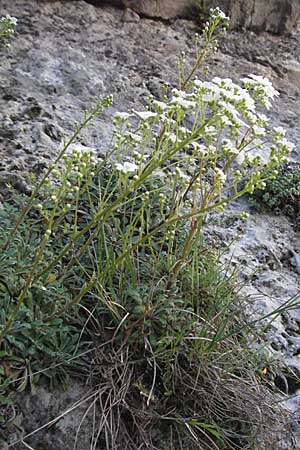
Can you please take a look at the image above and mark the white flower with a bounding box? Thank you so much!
[210,7,229,21]
[114,112,131,120]
[278,138,295,152]
[170,97,196,109]
[219,11,229,20]
[264,99,272,110]
[244,112,257,123]
[238,91,256,111]
[212,77,223,86]
[214,167,226,183]
[208,145,217,153]
[152,100,169,111]
[223,140,236,152]
[249,74,272,84]
[219,101,248,127]
[193,79,204,88]
[286,141,295,152]
[115,161,138,174]
[220,115,233,126]
[124,131,142,143]
[203,91,220,102]
[2,14,17,25]
[133,110,157,121]
[165,133,178,144]
[192,142,207,155]
[242,74,279,102]
[175,167,189,180]
[204,125,216,135]
[235,151,245,165]
[273,126,286,136]
[179,126,191,135]
[223,141,244,164]
[212,77,233,88]
[159,113,170,124]
[172,88,188,97]
[253,125,266,137]
[257,113,269,124]
[219,101,238,116]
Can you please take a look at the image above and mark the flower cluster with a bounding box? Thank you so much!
[0,14,17,47]
[242,74,279,109]
[111,69,294,215]
[202,7,230,55]
[115,161,138,174]
[47,7,293,232]
[36,145,98,219]
[209,6,230,22]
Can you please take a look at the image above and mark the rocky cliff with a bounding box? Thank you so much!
[207,0,300,33]
[103,0,300,33]
[1,0,300,448]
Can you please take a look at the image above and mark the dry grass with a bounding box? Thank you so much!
[80,319,285,450]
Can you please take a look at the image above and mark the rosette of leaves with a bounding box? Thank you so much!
[0,196,91,392]
[250,162,300,219]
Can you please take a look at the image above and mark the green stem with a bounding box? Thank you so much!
[36,122,212,281]
[165,217,200,291]
[100,187,249,283]
[2,101,107,252]
[0,234,50,344]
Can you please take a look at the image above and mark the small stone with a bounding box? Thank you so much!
[0,171,31,195]
[7,158,26,171]
[25,104,43,119]
[122,8,140,23]
[290,251,300,274]
[282,59,300,88]
[43,122,63,142]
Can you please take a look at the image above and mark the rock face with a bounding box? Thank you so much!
[206,0,300,34]
[1,0,300,448]
[103,0,300,33]
[104,0,195,19]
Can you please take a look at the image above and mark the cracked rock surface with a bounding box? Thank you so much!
[206,0,300,34]
[103,0,300,33]
[1,0,300,448]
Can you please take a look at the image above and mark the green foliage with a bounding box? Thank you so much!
[0,7,292,450]
[250,162,300,219]
[194,0,210,22]
[0,159,283,449]
[0,15,17,48]
[0,198,91,391]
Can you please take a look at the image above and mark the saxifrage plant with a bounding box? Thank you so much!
[0,7,295,450]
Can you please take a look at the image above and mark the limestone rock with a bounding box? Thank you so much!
[104,0,195,19]
[282,59,300,88]
[205,0,300,34]
[105,0,300,33]
[121,7,140,22]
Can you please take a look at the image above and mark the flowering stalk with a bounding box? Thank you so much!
[2,97,112,252]
[1,8,295,343]
[166,215,202,291]
[37,70,293,293]
[180,7,229,90]
[0,99,113,342]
